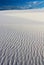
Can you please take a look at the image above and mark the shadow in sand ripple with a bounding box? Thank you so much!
[11,53,15,65]
[1,56,6,65]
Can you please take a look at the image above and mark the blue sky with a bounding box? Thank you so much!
[0,0,43,2]
[0,0,44,9]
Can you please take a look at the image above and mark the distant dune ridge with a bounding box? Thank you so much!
[0,9,44,65]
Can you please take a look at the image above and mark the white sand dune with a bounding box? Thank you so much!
[0,9,44,23]
[0,9,44,65]
[0,9,44,31]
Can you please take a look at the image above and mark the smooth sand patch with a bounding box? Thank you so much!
[0,9,44,31]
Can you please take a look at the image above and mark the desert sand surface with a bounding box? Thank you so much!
[0,9,44,65]
[0,9,44,31]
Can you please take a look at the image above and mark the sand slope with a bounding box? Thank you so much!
[0,9,44,31]
[0,9,44,65]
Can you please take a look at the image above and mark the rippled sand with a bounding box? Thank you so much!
[0,9,44,65]
[0,28,44,65]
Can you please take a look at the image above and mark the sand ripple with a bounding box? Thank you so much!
[0,29,44,65]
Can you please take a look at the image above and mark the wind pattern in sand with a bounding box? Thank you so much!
[0,29,44,65]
